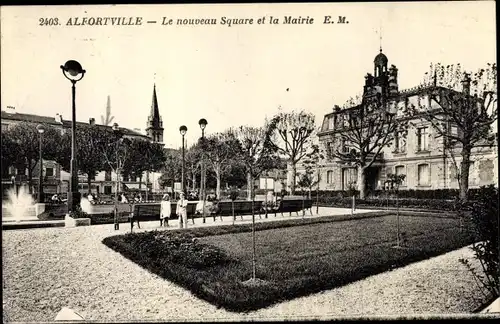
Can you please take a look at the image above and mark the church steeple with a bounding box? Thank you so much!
[146,83,164,143]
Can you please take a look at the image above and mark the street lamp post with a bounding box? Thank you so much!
[112,123,123,230]
[36,124,45,203]
[61,60,85,215]
[179,126,187,195]
[199,118,208,223]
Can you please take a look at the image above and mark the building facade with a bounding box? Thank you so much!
[1,84,168,197]
[313,50,498,193]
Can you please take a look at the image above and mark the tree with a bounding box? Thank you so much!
[56,125,113,194]
[159,149,182,191]
[122,139,167,192]
[386,173,406,247]
[232,125,280,200]
[184,144,203,192]
[267,110,316,195]
[1,132,19,177]
[203,131,240,199]
[460,185,499,299]
[412,63,497,201]
[297,144,324,199]
[3,122,62,194]
[100,129,133,196]
[329,94,408,199]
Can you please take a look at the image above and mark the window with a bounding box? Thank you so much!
[326,141,334,157]
[104,186,112,195]
[326,170,334,184]
[328,116,334,130]
[342,168,358,190]
[417,164,430,186]
[342,139,353,154]
[343,114,350,128]
[45,167,54,177]
[16,167,26,175]
[394,131,406,153]
[417,127,429,151]
[395,165,406,186]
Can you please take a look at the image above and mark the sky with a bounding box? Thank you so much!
[1,1,496,149]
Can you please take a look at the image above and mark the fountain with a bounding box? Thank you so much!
[2,186,38,223]
[79,197,92,214]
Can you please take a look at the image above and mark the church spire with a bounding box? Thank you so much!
[150,83,160,124]
[146,82,164,143]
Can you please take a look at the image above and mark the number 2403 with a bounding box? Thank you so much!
[39,18,60,26]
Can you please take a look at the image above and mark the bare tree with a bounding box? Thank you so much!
[412,63,497,201]
[232,125,280,200]
[203,131,240,199]
[329,95,407,199]
[267,110,316,195]
[297,144,324,199]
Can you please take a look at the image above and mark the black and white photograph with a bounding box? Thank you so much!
[1,1,499,321]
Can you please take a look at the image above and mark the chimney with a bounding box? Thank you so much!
[89,118,95,125]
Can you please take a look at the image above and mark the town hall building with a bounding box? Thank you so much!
[314,50,498,193]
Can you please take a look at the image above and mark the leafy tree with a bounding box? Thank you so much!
[412,63,497,201]
[1,132,19,177]
[225,161,247,189]
[267,110,316,195]
[56,125,113,194]
[122,139,167,191]
[2,122,62,193]
[460,185,499,298]
[159,149,182,191]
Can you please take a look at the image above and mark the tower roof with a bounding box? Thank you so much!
[374,49,388,65]
[149,83,161,124]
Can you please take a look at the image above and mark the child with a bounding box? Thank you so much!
[176,192,188,229]
[160,194,171,227]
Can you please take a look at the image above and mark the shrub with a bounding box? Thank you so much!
[104,230,233,270]
[459,185,499,298]
[317,197,458,211]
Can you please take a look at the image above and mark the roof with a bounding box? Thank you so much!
[374,51,388,65]
[323,85,460,118]
[1,110,150,140]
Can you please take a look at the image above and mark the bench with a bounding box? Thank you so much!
[215,200,264,219]
[129,203,161,231]
[129,202,200,230]
[274,198,314,217]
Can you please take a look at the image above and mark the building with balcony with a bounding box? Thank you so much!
[311,50,498,193]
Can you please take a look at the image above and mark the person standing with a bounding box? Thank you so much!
[176,192,188,229]
[160,194,171,227]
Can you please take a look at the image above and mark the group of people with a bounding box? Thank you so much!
[159,192,189,228]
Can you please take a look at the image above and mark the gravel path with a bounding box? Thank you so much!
[2,208,491,322]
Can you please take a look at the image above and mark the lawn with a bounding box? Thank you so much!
[102,214,473,312]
